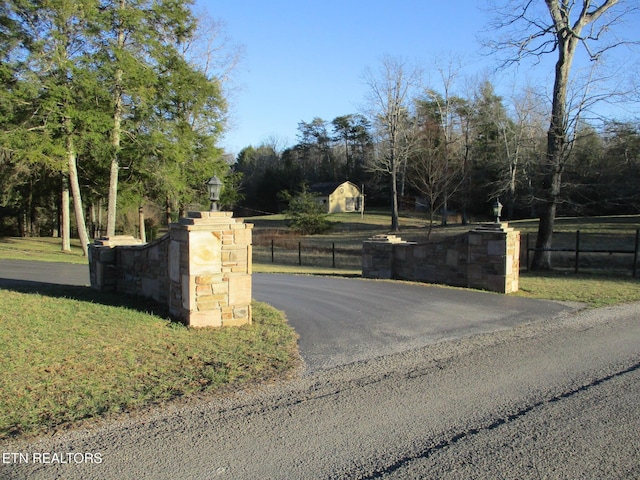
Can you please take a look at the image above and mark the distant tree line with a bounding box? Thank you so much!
[234,114,374,215]
[0,0,239,251]
[233,82,640,228]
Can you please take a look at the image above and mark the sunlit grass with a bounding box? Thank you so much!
[0,237,87,263]
[515,271,640,307]
[0,290,299,439]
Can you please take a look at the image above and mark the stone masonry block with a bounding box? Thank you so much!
[98,247,116,262]
[487,239,506,256]
[221,306,233,321]
[468,233,483,246]
[181,274,195,311]
[169,240,181,282]
[233,306,249,319]
[234,228,252,245]
[189,230,222,276]
[446,249,458,267]
[228,274,252,306]
[195,284,212,295]
[189,310,222,328]
[195,274,223,284]
[414,246,427,259]
[141,278,160,302]
[223,315,251,327]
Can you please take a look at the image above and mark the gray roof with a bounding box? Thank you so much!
[309,181,360,196]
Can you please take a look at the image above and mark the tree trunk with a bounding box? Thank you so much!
[106,0,125,237]
[391,163,400,232]
[98,197,103,237]
[68,156,90,256]
[530,18,576,270]
[165,196,172,226]
[441,185,449,226]
[138,206,146,242]
[26,180,34,236]
[106,153,119,236]
[89,202,96,238]
[106,72,122,236]
[61,174,71,252]
[67,133,90,256]
[529,0,620,269]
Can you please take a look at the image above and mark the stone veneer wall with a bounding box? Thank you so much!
[89,211,253,327]
[362,223,520,294]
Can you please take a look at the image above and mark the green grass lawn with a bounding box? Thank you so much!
[516,271,640,307]
[0,236,88,263]
[0,288,299,439]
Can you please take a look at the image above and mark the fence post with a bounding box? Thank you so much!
[298,241,302,266]
[634,229,639,279]
[271,239,274,263]
[526,233,530,270]
[575,230,580,274]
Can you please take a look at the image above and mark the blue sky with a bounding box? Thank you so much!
[197,1,639,155]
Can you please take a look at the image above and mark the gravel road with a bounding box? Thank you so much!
[2,302,639,479]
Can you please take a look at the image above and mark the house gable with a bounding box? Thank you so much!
[309,181,362,213]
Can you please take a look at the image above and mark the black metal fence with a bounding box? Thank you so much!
[523,229,639,278]
[253,239,362,270]
[253,229,640,277]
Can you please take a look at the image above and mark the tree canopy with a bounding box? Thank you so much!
[0,0,234,243]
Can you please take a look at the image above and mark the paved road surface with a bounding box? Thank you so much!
[0,260,90,286]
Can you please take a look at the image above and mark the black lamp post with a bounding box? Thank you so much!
[492,198,503,223]
[206,175,223,212]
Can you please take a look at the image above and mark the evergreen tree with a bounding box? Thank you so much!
[280,186,330,235]
[2,0,103,252]
[95,0,199,235]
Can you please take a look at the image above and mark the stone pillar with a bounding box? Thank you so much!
[89,235,145,292]
[362,234,407,279]
[168,211,253,328]
[468,223,520,294]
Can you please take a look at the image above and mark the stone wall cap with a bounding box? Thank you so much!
[187,211,234,219]
[473,222,516,233]
[366,234,406,243]
[177,216,239,226]
[93,236,145,246]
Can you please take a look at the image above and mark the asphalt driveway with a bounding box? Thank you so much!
[252,273,575,371]
[0,260,576,371]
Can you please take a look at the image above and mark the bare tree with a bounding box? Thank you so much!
[409,99,465,238]
[426,59,465,226]
[486,0,638,269]
[498,86,548,219]
[181,10,245,130]
[362,56,421,231]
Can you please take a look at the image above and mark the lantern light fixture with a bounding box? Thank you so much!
[206,175,223,212]
[492,198,503,223]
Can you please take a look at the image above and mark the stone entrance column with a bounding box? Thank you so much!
[468,223,520,294]
[169,211,253,327]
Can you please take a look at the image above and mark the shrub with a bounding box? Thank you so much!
[281,188,331,235]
